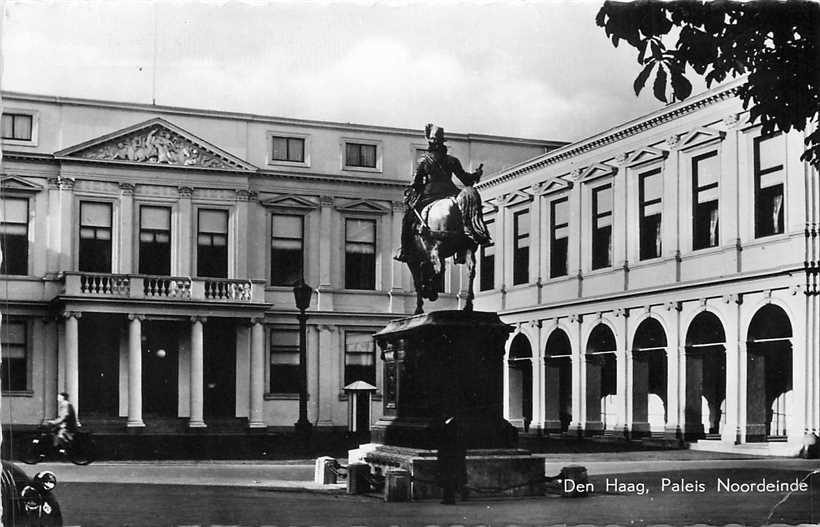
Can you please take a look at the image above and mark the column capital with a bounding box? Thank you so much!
[178,186,194,198]
[722,112,743,129]
[119,182,136,195]
[127,313,144,321]
[235,189,252,202]
[320,195,335,207]
[665,134,681,150]
[190,315,208,324]
[62,311,82,320]
[528,319,542,329]
[665,300,682,312]
[722,293,742,305]
[249,316,265,326]
[613,307,629,318]
[317,324,337,333]
[391,200,406,212]
[613,152,629,166]
[49,176,76,191]
[569,313,583,324]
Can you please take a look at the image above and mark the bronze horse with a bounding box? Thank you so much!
[404,184,489,314]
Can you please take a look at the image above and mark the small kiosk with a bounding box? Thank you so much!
[343,380,377,434]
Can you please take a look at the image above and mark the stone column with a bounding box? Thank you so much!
[127,313,145,428]
[614,309,629,436]
[234,190,251,278]
[177,186,193,276]
[248,318,266,428]
[663,136,681,274]
[317,195,335,310]
[389,201,406,312]
[62,312,81,416]
[189,316,207,428]
[665,302,682,438]
[316,325,338,427]
[569,314,584,433]
[119,183,135,273]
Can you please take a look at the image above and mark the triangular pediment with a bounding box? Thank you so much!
[579,163,617,182]
[54,118,257,171]
[335,199,389,214]
[679,127,725,151]
[0,175,43,193]
[261,194,319,210]
[625,147,667,168]
[535,177,572,196]
[502,189,533,207]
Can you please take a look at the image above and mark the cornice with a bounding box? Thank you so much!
[477,80,743,191]
[1,91,561,148]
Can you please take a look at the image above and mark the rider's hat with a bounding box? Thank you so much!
[425,123,447,144]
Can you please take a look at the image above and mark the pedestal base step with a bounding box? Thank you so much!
[351,443,546,500]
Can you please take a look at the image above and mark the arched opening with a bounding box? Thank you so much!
[544,329,572,434]
[685,311,726,439]
[507,334,533,431]
[632,318,667,437]
[746,304,793,442]
[585,324,617,434]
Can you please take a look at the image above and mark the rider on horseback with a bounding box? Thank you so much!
[394,124,485,263]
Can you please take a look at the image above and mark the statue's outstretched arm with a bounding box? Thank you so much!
[449,156,483,186]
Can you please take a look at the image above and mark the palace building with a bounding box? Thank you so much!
[1,78,817,456]
[474,78,819,455]
[0,91,559,434]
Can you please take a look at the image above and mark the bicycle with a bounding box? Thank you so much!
[20,425,96,466]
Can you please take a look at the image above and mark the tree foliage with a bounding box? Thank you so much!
[596,1,819,167]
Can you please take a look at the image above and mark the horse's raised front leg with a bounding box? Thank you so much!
[410,261,424,315]
[463,247,476,312]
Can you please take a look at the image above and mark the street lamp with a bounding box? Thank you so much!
[292,278,314,436]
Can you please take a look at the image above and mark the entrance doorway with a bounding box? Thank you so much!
[204,319,236,418]
[142,320,180,418]
[78,314,120,417]
[684,311,726,438]
[631,318,668,436]
[585,324,617,434]
[507,334,533,431]
[544,329,572,433]
[746,305,792,441]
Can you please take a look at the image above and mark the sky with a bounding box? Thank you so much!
[1,0,707,143]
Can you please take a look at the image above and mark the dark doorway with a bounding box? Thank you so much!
[544,329,572,433]
[204,319,236,418]
[142,320,180,417]
[78,314,120,417]
[508,334,533,431]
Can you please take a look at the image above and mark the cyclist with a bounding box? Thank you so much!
[48,392,78,452]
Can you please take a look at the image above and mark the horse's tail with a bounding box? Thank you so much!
[456,186,491,245]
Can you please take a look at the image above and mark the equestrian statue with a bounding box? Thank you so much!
[394,124,492,314]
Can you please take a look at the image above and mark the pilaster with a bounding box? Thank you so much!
[47,177,75,274]
[249,318,266,428]
[569,313,583,434]
[127,313,145,428]
[118,183,135,274]
[177,186,193,276]
[189,315,207,428]
[614,308,629,436]
[61,311,81,416]
[234,189,251,278]
[317,195,335,310]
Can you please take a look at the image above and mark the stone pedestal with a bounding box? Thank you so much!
[352,310,545,499]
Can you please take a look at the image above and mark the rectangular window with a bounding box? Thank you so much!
[550,198,569,278]
[271,136,305,163]
[269,330,299,394]
[345,219,376,290]
[139,206,171,275]
[592,185,613,269]
[0,198,28,275]
[692,151,720,250]
[513,210,530,285]
[479,220,495,291]
[79,201,113,272]
[197,209,228,278]
[345,143,377,168]
[345,332,376,386]
[639,169,663,260]
[1,319,27,392]
[754,133,785,237]
[1,113,33,141]
[271,214,304,286]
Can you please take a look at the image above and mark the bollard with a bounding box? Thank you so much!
[384,468,411,502]
[347,462,371,494]
[560,465,589,497]
[314,456,338,485]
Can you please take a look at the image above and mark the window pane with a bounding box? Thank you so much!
[199,210,228,234]
[13,115,32,140]
[1,198,28,223]
[273,215,303,238]
[758,134,785,172]
[641,170,663,202]
[362,145,377,167]
[81,202,112,227]
[272,137,288,160]
[552,199,569,228]
[594,186,612,215]
[141,206,171,230]
[759,170,784,190]
[273,330,299,347]
[515,211,530,237]
[346,144,359,166]
[346,332,374,353]
[2,321,26,346]
[694,152,719,189]
[288,138,304,162]
[270,349,299,365]
[346,219,375,243]
[1,114,12,138]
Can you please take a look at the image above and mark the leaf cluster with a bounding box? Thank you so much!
[596,0,820,167]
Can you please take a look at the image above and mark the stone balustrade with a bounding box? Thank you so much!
[63,272,264,303]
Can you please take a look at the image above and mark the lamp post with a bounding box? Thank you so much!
[292,278,314,437]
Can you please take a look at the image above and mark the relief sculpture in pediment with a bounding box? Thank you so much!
[80,126,235,169]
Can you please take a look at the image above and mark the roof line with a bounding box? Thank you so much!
[1,90,564,147]
[477,78,745,190]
